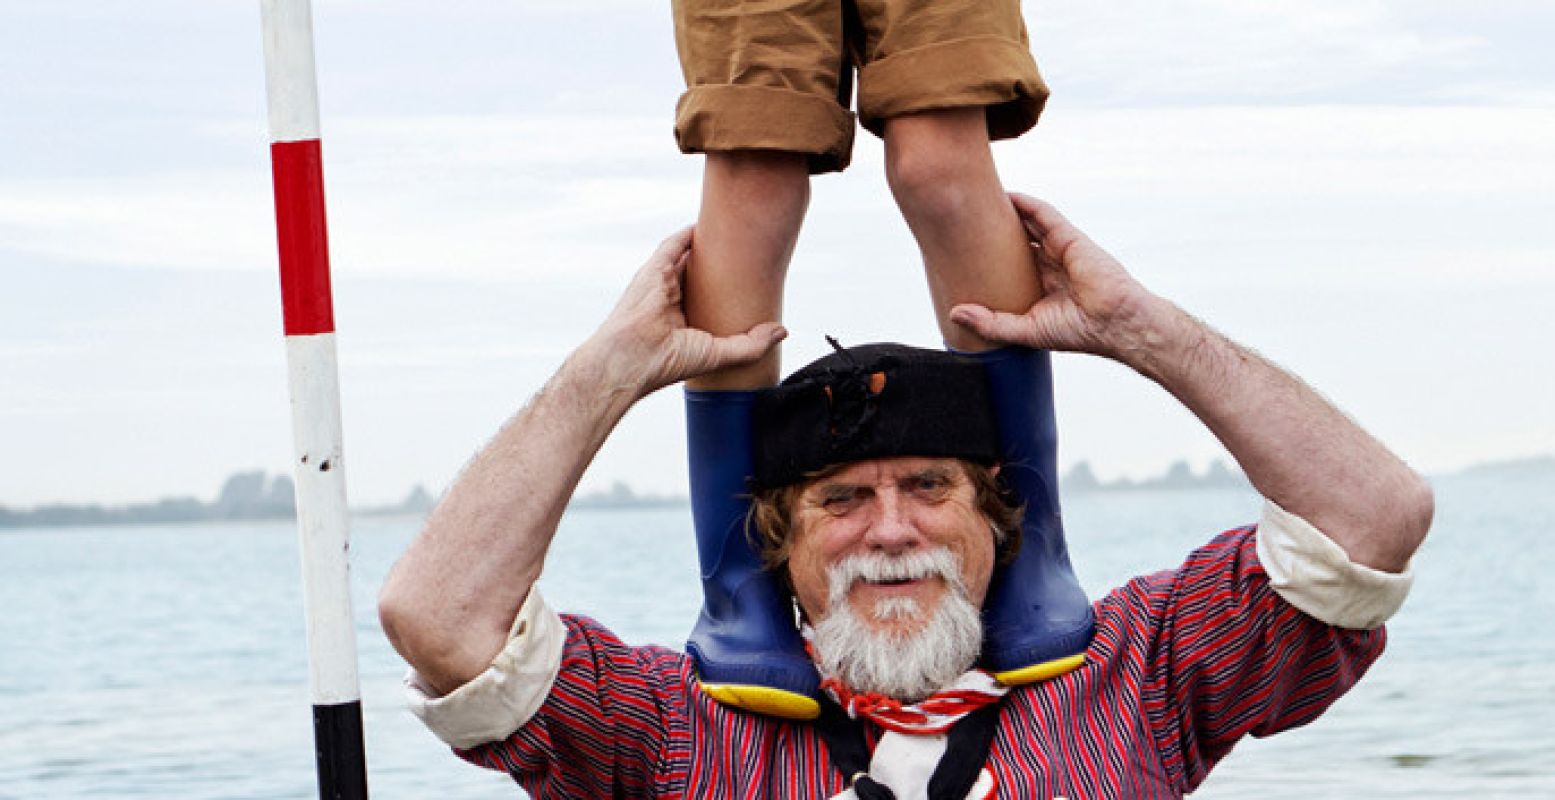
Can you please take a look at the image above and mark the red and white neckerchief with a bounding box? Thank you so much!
[805,629,1008,800]
[822,669,1008,735]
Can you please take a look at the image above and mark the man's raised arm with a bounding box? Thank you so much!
[951,195,1433,575]
[378,228,785,696]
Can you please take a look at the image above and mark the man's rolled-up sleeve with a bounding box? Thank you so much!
[403,588,566,749]
[405,592,684,796]
[1255,499,1414,630]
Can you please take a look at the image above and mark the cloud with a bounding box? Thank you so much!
[5,105,1550,293]
[0,169,276,273]
[0,342,89,359]
[1033,0,1485,105]
[1001,105,1555,286]
[0,114,697,280]
[1432,83,1555,107]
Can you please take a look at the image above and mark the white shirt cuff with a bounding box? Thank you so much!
[1255,499,1414,630]
[403,588,567,749]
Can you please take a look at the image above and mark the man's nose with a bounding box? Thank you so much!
[862,489,923,552]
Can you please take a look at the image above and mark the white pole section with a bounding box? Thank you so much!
[258,1,368,798]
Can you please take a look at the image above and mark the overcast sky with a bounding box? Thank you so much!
[2,1,1552,507]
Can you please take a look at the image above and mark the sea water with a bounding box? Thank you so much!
[1,472,1550,798]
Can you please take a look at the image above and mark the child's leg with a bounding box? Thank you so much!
[683,149,823,719]
[672,0,842,718]
[684,150,811,390]
[883,107,1041,352]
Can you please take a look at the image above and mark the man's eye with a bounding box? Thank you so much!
[910,476,951,498]
[822,489,864,514]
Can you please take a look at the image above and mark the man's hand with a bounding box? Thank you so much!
[583,227,787,399]
[948,194,1171,365]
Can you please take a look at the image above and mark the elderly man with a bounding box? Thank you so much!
[378,195,1432,798]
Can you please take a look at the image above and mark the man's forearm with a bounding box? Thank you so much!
[379,340,638,695]
[1122,299,1433,573]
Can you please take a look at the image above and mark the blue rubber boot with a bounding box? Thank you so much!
[684,389,821,719]
[970,347,1095,684]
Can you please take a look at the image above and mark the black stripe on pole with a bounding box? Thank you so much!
[312,700,368,800]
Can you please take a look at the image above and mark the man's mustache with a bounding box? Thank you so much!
[826,548,966,607]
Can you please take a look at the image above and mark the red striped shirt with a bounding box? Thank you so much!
[459,527,1385,798]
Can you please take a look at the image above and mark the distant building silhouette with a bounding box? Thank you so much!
[1,469,297,528]
[1063,458,1251,492]
[569,481,685,510]
[214,470,296,519]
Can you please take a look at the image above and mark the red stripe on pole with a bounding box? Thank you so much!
[270,139,336,336]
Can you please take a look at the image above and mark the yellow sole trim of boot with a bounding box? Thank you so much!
[699,682,821,720]
[993,653,1087,686]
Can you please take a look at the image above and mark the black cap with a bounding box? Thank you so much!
[751,341,1000,488]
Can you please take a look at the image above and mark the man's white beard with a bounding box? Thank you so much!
[810,548,983,703]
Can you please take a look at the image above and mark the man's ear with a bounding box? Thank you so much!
[988,463,1001,478]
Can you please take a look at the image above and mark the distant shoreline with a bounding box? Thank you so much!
[4,456,1549,529]
[0,470,435,530]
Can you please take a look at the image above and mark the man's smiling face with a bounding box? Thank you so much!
[786,456,997,635]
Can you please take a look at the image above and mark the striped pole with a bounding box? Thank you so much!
[259,2,368,798]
